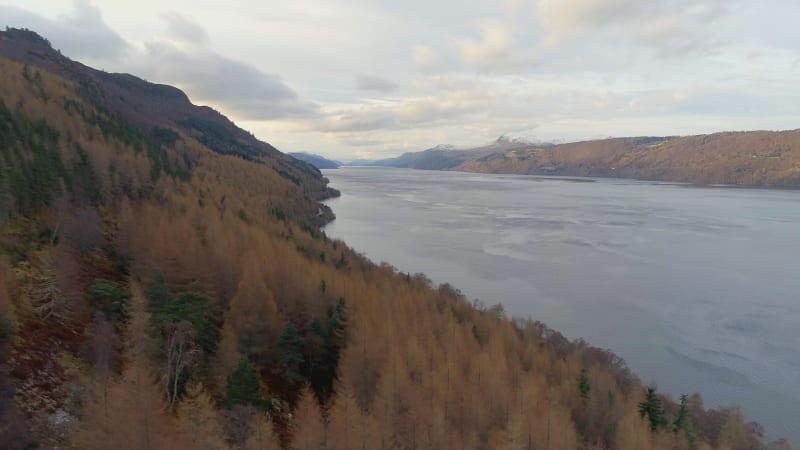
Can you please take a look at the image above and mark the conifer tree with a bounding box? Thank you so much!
[275,321,306,392]
[87,279,131,324]
[638,386,667,433]
[578,368,591,400]
[674,394,698,449]
[176,383,229,450]
[291,386,327,450]
[328,378,362,450]
[223,357,267,410]
[244,412,279,450]
[145,268,171,312]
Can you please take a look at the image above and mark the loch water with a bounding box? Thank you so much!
[323,167,800,443]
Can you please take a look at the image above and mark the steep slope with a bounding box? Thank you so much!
[0,29,791,450]
[0,28,338,222]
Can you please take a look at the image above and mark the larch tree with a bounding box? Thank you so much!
[175,383,229,450]
[291,386,327,450]
[327,375,362,450]
[244,412,279,450]
[71,357,185,450]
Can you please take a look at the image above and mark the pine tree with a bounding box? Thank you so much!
[638,386,667,433]
[275,321,306,391]
[223,357,267,410]
[578,368,591,400]
[673,394,697,449]
[145,268,171,312]
[87,279,131,324]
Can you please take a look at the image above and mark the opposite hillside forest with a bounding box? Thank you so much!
[0,28,794,450]
[364,132,800,188]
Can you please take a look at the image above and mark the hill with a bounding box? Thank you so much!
[378,132,800,187]
[0,28,791,449]
[0,27,338,225]
[456,133,800,187]
[289,152,341,169]
[369,137,541,170]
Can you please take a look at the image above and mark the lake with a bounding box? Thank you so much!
[322,167,800,443]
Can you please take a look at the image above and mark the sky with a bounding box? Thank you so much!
[2,0,799,161]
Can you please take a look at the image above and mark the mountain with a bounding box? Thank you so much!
[379,132,800,187]
[0,28,789,449]
[370,137,542,170]
[289,152,341,169]
[0,27,339,224]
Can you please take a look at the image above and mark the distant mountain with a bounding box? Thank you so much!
[289,152,341,169]
[376,133,800,187]
[370,137,543,170]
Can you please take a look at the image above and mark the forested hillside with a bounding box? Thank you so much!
[369,133,800,188]
[454,134,800,187]
[0,29,793,449]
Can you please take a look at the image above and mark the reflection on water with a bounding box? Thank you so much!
[323,167,800,443]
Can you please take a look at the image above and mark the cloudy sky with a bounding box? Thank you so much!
[3,0,799,160]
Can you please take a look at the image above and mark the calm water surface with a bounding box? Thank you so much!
[322,167,800,443]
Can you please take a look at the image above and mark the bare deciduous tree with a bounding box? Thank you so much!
[162,320,201,411]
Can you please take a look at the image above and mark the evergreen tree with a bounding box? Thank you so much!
[307,297,349,403]
[674,394,697,449]
[275,321,306,389]
[87,279,130,324]
[638,386,667,433]
[223,357,267,410]
[144,269,171,312]
[151,291,219,355]
[674,394,689,431]
[578,368,590,400]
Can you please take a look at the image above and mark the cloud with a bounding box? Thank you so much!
[301,77,501,133]
[161,11,208,45]
[332,134,386,148]
[454,20,515,68]
[0,1,129,61]
[355,74,398,93]
[536,0,639,36]
[535,0,735,57]
[131,15,317,120]
[313,106,397,132]
[413,45,440,72]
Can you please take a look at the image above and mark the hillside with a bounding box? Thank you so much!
[289,153,342,169]
[0,28,338,225]
[379,132,800,187]
[0,29,793,450]
[456,133,800,187]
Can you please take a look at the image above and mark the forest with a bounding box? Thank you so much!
[0,29,795,450]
